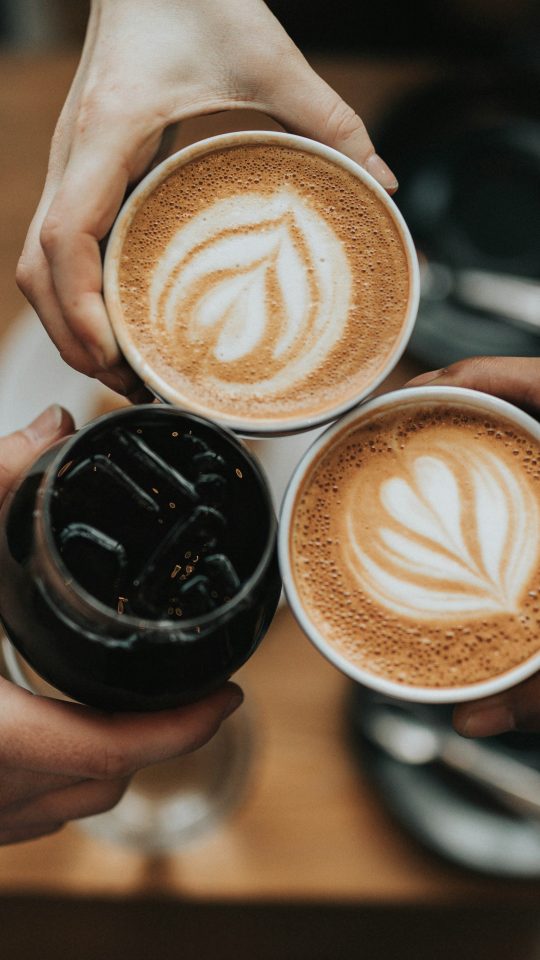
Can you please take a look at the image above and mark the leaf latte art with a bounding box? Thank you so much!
[149,189,351,399]
[345,442,540,620]
[115,142,411,426]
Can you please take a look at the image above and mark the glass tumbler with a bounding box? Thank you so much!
[0,404,280,848]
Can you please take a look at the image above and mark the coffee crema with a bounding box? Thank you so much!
[290,402,540,688]
[115,143,410,425]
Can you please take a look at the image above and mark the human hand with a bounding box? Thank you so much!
[16,0,397,398]
[407,355,540,735]
[0,406,243,844]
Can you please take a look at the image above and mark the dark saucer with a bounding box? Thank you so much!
[347,684,540,878]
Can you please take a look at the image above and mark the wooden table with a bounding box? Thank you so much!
[1,53,539,960]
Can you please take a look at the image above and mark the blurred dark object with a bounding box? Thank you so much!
[377,76,540,277]
[375,70,540,366]
[347,682,540,878]
[0,0,88,48]
[2,895,540,960]
[270,0,540,59]
[1,0,539,56]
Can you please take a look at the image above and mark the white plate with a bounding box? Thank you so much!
[0,307,116,435]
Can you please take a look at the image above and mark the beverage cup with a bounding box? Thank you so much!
[0,405,281,711]
[279,385,540,703]
[104,130,420,437]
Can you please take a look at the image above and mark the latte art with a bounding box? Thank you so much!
[345,443,540,619]
[150,189,351,400]
[113,141,411,428]
[291,402,540,688]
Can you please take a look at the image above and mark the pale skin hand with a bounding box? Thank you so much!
[0,405,242,845]
[16,0,397,400]
[407,355,540,737]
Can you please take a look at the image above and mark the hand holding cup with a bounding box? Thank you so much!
[408,356,540,736]
[15,0,397,398]
[281,381,540,729]
[0,407,242,845]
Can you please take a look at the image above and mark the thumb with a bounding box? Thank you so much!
[453,671,540,737]
[407,356,540,417]
[0,405,74,502]
[264,53,398,193]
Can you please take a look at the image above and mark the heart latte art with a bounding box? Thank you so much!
[115,143,410,426]
[345,443,539,620]
[291,404,540,688]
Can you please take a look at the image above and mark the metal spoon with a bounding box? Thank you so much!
[363,706,540,820]
[420,260,540,333]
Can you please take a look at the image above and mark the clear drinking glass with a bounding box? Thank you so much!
[0,404,280,848]
[0,404,280,710]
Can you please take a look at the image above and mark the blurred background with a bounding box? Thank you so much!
[1,0,539,56]
[0,3,540,959]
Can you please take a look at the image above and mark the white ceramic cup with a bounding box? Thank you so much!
[104,130,420,437]
[279,385,540,703]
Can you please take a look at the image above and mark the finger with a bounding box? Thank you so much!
[40,119,164,369]
[0,777,129,830]
[0,405,74,502]
[15,41,136,394]
[406,356,540,415]
[0,676,243,780]
[0,766,78,810]
[17,238,121,380]
[453,671,540,737]
[0,822,64,847]
[17,229,136,394]
[263,52,397,192]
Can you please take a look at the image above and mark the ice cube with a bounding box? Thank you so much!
[202,553,241,596]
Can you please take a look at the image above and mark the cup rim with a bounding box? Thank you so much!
[278,384,540,703]
[34,404,277,640]
[103,129,420,437]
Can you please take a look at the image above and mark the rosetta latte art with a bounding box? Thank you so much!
[149,189,352,398]
[345,442,540,620]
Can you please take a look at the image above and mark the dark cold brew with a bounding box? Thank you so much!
[0,406,280,710]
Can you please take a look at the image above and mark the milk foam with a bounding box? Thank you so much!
[149,189,351,401]
[291,404,540,687]
[117,144,410,423]
[345,441,540,619]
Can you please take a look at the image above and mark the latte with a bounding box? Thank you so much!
[105,133,418,434]
[284,389,540,696]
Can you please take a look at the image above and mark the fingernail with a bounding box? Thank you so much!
[222,690,244,720]
[458,704,514,738]
[27,404,64,442]
[406,368,447,387]
[364,154,399,193]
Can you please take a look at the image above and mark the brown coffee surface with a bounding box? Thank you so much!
[116,143,410,423]
[291,401,540,688]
